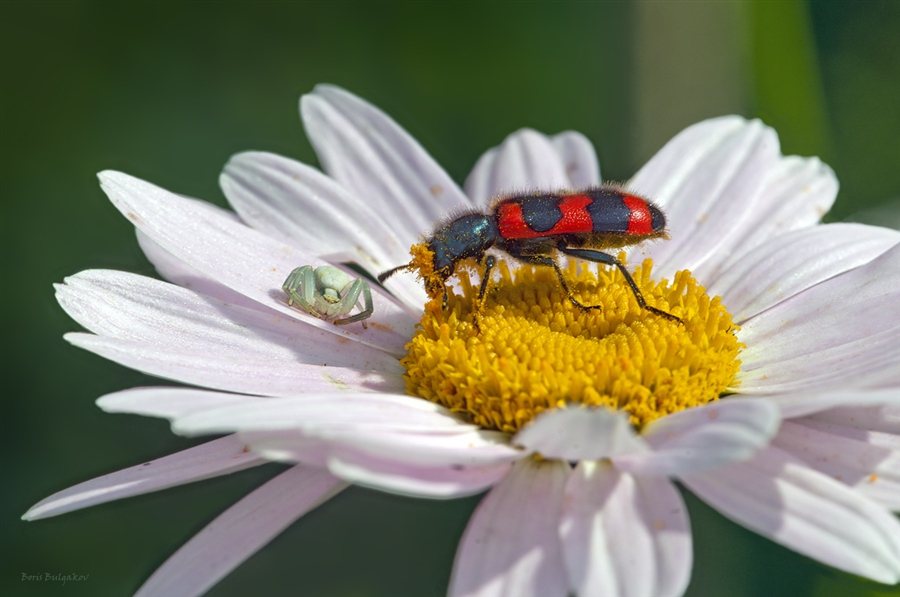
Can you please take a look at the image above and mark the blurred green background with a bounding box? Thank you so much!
[2,1,899,596]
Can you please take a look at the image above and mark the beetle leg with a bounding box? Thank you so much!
[504,245,600,312]
[333,279,373,328]
[557,246,682,323]
[469,254,497,333]
[478,254,496,306]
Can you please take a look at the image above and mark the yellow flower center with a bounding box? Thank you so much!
[401,251,742,433]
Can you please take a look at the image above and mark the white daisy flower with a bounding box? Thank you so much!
[25,85,900,597]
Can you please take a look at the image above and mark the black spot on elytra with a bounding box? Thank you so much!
[519,195,562,232]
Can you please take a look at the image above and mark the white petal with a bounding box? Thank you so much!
[325,448,512,499]
[57,266,403,372]
[463,148,499,206]
[774,420,900,511]
[777,417,898,449]
[170,393,472,436]
[220,151,402,265]
[692,155,839,283]
[313,427,522,467]
[769,388,900,419]
[220,151,427,309]
[135,464,346,597]
[98,170,416,356]
[629,117,781,278]
[97,387,257,419]
[137,216,267,312]
[97,387,470,435]
[683,445,900,583]
[806,403,900,434]
[463,129,584,204]
[449,458,570,597]
[560,462,691,597]
[551,131,602,189]
[240,426,521,469]
[68,333,405,397]
[237,430,331,467]
[301,84,471,239]
[738,245,900,393]
[513,407,648,461]
[857,358,900,389]
[708,223,898,323]
[629,116,747,210]
[22,436,264,521]
[613,398,780,477]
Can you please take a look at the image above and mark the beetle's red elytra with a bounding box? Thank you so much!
[379,186,681,324]
[496,192,658,239]
[497,194,594,238]
[621,194,655,235]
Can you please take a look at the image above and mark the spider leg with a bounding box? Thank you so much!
[333,279,373,328]
[283,265,325,319]
[282,266,306,306]
[283,267,316,315]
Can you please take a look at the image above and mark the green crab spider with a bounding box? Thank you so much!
[282,265,374,328]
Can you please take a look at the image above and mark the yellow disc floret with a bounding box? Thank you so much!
[402,252,742,433]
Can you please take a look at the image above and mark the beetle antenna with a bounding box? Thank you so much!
[377,263,412,284]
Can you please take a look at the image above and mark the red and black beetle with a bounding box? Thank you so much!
[379,186,681,323]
